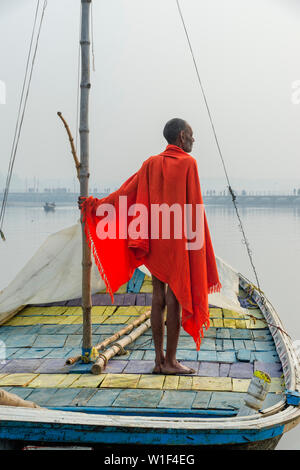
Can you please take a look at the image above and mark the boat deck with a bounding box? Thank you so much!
[0,273,285,416]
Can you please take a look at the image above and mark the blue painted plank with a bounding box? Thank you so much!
[25,388,58,406]
[209,391,245,410]
[69,388,98,407]
[230,329,253,340]
[192,391,212,409]
[236,349,252,362]
[253,351,280,363]
[33,335,67,348]
[46,389,81,407]
[216,329,231,339]
[157,391,196,409]
[197,350,217,362]
[8,387,35,400]
[199,338,216,351]
[5,335,37,348]
[64,335,82,348]
[223,339,234,350]
[216,351,236,363]
[44,347,73,359]
[11,348,52,359]
[254,341,276,351]
[87,389,123,407]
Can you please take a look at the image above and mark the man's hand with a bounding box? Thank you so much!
[78,196,87,210]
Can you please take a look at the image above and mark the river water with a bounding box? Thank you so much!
[0,203,300,449]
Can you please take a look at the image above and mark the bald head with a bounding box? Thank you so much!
[163,118,194,153]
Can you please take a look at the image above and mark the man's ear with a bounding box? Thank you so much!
[179,130,185,143]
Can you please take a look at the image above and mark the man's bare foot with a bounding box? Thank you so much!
[152,364,162,374]
[160,360,195,375]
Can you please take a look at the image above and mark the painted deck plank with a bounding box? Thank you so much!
[157,390,196,409]
[192,391,212,409]
[208,391,245,410]
[138,375,165,389]
[100,373,140,389]
[113,389,163,408]
[0,373,38,387]
[192,377,232,392]
[86,388,122,407]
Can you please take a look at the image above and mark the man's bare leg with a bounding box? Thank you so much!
[161,285,195,375]
[151,275,166,373]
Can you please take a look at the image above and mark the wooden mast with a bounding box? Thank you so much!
[79,0,92,360]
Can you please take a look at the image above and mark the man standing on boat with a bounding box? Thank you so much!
[80,118,221,375]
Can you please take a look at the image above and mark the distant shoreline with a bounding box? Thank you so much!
[2,192,300,207]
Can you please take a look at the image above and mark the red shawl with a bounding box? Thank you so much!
[81,145,221,349]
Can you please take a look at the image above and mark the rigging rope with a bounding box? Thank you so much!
[0,0,47,241]
[175,0,262,291]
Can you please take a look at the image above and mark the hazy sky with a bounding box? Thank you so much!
[1,0,300,191]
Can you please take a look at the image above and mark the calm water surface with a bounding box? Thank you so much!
[1,204,300,449]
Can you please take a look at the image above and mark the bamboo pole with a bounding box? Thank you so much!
[91,319,152,375]
[66,309,151,365]
[79,0,92,360]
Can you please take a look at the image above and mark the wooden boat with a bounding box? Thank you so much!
[0,270,300,450]
[1,1,300,452]
[43,202,56,213]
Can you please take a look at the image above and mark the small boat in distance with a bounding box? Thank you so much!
[43,202,56,212]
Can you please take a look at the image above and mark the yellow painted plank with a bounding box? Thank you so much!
[56,374,82,388]
[91,315,110,324]
[100,373,140,389]
[70,374,106,388]
[115,306,142,316]
[57,316,81,325]
[223,319,236,329]
[68,316,85,324]
[137,374,165,389]
[235,320,247,329]
[5,316,65,326]
[29,374,69,388]
[20,306,67,316]
[61,307,82,316]
[139,283,153,293]
[178,376,193,390]
[192,376,232,392]
[115,283,128,294]
[144,275,152,281]
[91,306,108,315]
[232,379,251,392]
[163,376,179,390]
[103,316,130,324]
[212,319,224,328]
[0,373,38,387]
[104,306,117,316]
[223,309,245,319]
[209,308,223,319]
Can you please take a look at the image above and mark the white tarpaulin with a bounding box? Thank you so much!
[0,222,249,317]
